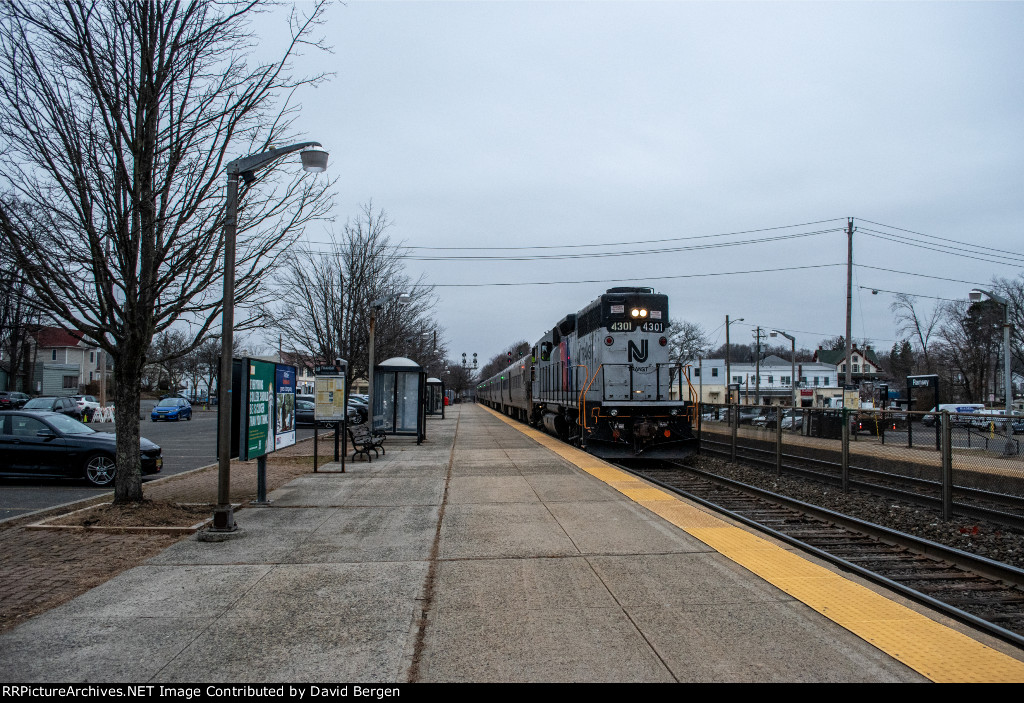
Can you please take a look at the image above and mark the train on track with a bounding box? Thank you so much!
[476,287,698,458]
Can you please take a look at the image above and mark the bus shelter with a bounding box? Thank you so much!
[372,357,426,443]
[425,377,446,418]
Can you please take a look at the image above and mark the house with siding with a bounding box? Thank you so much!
[812,344,885,385]
[28,327,103,396]
[687,355,844,407]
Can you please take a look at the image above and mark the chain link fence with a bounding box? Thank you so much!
[697,403,1024,526]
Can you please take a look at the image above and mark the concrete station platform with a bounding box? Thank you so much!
[2,404,1023,683]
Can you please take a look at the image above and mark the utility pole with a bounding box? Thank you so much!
[754,326,766,405]
[726,315,743,404]
[845,217,854,390]
[725,315,731,405]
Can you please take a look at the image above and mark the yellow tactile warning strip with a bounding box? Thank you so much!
[479,405,1024,683]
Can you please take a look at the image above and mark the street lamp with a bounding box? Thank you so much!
[770,329,797,409]
[969,288,1016,456]
[725,316,744,404]
[212,141,328,534]
[367,292,412,432]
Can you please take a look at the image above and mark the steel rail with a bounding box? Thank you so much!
[619,461,1024,649]
[701,438,1024,529]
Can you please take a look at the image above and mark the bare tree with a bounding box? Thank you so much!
[890,294,941,373]
[0,238,42,391]
[149,329,191,393]
[443,361,474,400]
[667,320,710,366]
[0,1,333,502]
[993,274,1024,380]
[477,341,531,383]
[267,202,441,385]
[934,299,1003,402]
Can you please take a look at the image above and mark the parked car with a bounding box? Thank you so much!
[969,410,1024,430]
[921,404,985,427]
[294,399,318,426]
[738,407,761,424]
[0,391,30,409]
[22,396,83,421]
[752,409,779,428]
[72,395,101,421]
[151,397,192,422]
[780,410,804,431]
[294,399,361,427]
[0,410,162,486]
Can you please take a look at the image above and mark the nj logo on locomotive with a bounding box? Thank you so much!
[627,339,648,363]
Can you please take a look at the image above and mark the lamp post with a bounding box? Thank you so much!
[725,316,744,404]
[771,329,797,409]
[366,292,412,432]
[969,288,1016,456]
[212,141,328,534]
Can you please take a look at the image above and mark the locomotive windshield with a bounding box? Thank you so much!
[601,292,668,333]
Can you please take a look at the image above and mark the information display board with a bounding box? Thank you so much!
[315,375,347,423]
[275,364,296,450]
[244,359,275,461]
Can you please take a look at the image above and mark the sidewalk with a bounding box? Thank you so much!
[0,433,333,635]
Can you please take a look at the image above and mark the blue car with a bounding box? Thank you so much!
[151,397,192,422]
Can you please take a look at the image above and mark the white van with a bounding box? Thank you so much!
[969,409,1024,429]
[921,404,985,427]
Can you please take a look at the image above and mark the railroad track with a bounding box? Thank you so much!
[700,436,1024,530]
[621,460,1024,649]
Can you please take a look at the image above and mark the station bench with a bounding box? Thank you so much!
[347,423,386,461]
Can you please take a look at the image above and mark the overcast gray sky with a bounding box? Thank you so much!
[265,1,1024,365]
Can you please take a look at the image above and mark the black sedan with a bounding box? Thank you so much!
[0,391,30,409]
[22,396,83,421]
[0,410,162,487]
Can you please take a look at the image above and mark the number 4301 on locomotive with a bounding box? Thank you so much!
[477,287,698,458]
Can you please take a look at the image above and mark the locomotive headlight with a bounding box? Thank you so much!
[630,308,640,318]
[639,309,648,317]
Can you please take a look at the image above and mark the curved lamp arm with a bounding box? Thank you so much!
[227,141,325,177]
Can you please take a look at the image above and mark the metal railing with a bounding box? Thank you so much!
[697,403,1024,526]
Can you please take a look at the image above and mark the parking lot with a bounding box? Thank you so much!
[0,401,326,521]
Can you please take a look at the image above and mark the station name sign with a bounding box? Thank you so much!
[907,374,939,388]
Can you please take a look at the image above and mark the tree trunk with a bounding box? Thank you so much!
[112,351,144,504]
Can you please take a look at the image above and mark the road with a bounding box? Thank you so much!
[0,402,329,521]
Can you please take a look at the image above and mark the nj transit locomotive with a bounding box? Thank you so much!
[477,287,697,458]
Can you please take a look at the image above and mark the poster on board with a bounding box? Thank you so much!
[314,375,347,423]
[275,364,296,450]
[245,358,275,461]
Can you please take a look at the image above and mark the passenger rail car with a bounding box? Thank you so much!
[478,287,698,458]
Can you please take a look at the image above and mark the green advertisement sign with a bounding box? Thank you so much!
[244,359,275,460]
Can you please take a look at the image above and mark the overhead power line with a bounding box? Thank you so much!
[859,228,1024,267]
[426,263,844,287]
[855,264,989,288]
[856,217,1024,261]
[857,285,964,303]
[294,228,843,263]
[298,217,848,252]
